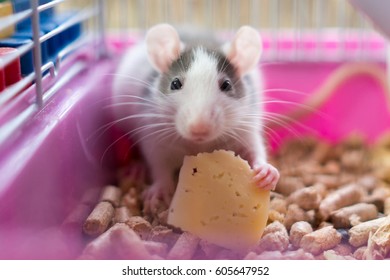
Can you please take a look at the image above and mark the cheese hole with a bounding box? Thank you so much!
[233,212,248,218]
[209,216,220,221]
[213,172,225,179]
[252,204,261,211]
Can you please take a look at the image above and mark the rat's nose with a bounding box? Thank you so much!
[189,121,212,139]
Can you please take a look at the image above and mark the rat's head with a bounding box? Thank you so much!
[146,24,262,144]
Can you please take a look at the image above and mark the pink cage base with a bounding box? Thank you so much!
[0,35,389,259]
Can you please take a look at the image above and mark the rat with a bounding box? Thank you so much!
[112,24,280,213]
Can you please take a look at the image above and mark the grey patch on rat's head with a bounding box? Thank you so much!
[159,47,245,99]
[170,49,195,75]
[143,69,159,97]
[158,49,195,94]
[214,51,244,99]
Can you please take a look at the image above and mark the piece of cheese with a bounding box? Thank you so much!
[167,150,270,252]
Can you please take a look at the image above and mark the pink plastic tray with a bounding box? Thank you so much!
[0,35,389,259]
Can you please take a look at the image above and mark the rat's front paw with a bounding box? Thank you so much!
[142,182,175,214]
[253,163,280,191]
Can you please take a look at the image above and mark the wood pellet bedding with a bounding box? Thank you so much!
[77,134,390,260]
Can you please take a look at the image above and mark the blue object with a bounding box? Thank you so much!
[52,12,82,43]
[0,38,34,75]
[40,12,82,59]
[12,0,55,30]
[40,20,60,59]
[8,1,83,67]
[12,29,49,64]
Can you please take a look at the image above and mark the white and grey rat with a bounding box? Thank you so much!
[112,24,279,213]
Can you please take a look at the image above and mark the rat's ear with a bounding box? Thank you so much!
[224,26,262,76]
[146,24,182,73]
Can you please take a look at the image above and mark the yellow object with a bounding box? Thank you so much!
[168,150,270,252]
[0,2,14,39]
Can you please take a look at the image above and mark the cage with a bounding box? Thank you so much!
[0,0,389,259]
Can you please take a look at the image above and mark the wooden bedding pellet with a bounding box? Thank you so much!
[384,197,390,215]
[313,174,340,189]
[143,241,169,257]
[256,221,289,252]
[246,249,314,260]
[167,232,200,260]
[118,163,146,193]
[311,141,332,164]
[270,197,288,214]
[363,186,390,213]
[99,185,122,207]
[287,185,323,210]
[80,223,142,259]
[109,223,154,259]
[330,203,378,228]
[282,249,315,260]
[364,236,386,260]
[332,244,353,256]
[284,204,313,230]
[126,216,152,240]
[357,175,378,192]
[318,183,364,220]
[289,221,313,248]
[154,208,169,226]
[353,246,367,260]
[275,176,305,196]
[246,250,284,260]
[348,217,387,247]
[341,150,367,171]
[83,201,115,236]
[321,160,341,175]
[199,240,223,259]
[113,206,132,224]
[317,221,333,229]
[121,192,141,216]
[213,249,241,260]
[300,226,342,255]
[323,250,354,260]
[149,225,180,247]
[268,209,285,223]
[79,227,114,259]
[262,220,286,236]
[368,215,390,257]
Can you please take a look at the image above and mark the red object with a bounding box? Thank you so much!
[0,47,22,87]
[0,67,5,91]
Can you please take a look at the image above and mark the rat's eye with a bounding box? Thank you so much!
[171,78,183,90]
[220,79,232,91]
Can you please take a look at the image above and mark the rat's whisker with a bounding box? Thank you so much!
[89,113,173,142]
[260,115,302,138]
[129,127,178,149]
[262,88,311,97]
[263,112,319,134]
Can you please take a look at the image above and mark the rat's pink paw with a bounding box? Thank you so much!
[142,183,175,214]
[253,163,280,190]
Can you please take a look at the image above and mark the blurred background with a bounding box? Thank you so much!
[59,0,370,30]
